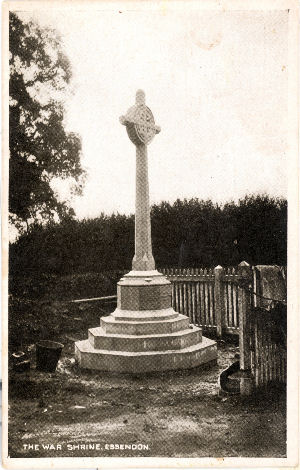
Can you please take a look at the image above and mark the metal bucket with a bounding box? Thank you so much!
[36,340,64,372]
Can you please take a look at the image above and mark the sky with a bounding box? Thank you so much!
[20,7,288,219]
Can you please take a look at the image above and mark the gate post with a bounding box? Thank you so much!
[238,261,253,395]
[214,265,225,338]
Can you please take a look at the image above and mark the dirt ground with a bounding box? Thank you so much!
[7,300,286,459]
[8,345,286,459]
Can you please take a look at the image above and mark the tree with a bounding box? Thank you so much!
[9,12,85,231]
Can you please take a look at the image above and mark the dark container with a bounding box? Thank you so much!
[36,340,64,372]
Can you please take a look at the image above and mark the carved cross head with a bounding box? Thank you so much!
[120,90,161,146]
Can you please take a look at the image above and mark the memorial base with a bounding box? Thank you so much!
[75,271,217,373]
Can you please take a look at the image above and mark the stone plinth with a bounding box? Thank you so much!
[117,271,171,311]
[75,270,217,373]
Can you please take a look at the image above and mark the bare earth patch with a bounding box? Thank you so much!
[8,339,286,459]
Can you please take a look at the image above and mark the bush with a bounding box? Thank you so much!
[9,194,287,287]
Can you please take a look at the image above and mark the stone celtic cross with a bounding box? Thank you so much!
[75,90,217,375]
[120,90,160,271]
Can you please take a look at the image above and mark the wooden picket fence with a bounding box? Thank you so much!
[160,266,241,336]
[237,262,287,390]
[248,307,287,387]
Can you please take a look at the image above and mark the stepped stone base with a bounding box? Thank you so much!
[75,270,217,373]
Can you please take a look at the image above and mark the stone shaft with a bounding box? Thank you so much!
[132,144,155,271]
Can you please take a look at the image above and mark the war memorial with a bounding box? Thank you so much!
[75,90,217,373]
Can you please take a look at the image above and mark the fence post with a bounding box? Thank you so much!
[214,265,225,338]
[238,261,253,395]
[253,265,262,308]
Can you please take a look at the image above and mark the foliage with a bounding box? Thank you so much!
[10,213,135,278]
[151,198,223,267]
[9,12,85,230]
[9,195,287,289]
[151,195,286,268]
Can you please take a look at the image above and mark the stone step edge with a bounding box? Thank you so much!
[75,336,216,356]
[89,325,200,339]
[101,313,188,325]
[111,307,177,320]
